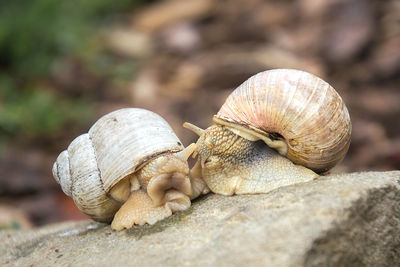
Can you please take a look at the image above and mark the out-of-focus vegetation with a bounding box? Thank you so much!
[0,82,91,143]
[0,0,148,150]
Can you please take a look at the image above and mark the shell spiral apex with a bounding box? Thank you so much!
[215,69,351,172]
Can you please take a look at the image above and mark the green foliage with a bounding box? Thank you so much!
[0,0,148,150]
[0,76,94,140]
[0,0,145,77]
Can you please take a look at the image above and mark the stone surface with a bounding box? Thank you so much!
[1,171,400,266]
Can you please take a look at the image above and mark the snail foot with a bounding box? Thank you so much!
[111,190,172,231]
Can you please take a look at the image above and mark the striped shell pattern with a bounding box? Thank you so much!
[215,69,351,172]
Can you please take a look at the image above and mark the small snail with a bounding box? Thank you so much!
[52,108,198,231]
[184,69,351,195]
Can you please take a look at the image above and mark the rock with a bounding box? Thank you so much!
[1,171,400,266]
[133,0,214,33]
[107,29,153,58]
[320,0,374,64]
[369,37,400,78]
[157,22,202,53]
[0,205,32,230]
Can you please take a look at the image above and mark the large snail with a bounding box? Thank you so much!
[52,108,202,231]
[184,69,351,195]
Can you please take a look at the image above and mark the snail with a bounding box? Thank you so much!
[52,108,201,231]
[184,69,351,195]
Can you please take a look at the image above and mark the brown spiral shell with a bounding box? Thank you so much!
[215,69,351,173]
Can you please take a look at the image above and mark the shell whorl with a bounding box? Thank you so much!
[88,108,183,192]
[52,108,184,221]
[215,69,351,172]
[52,134,121,222]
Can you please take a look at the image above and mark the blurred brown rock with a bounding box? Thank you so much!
[351,89,400,115]
[0,149,54,196]
[133,0,214,33]
[157,22,202,53]
[320,0,374,64]
[0,205,32,230]
[107,29,153,58]
[369,37,400,78]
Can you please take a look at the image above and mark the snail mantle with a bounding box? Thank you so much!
[2,171,400,266]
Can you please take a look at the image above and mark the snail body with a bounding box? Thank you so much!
[53,108,196,230]
[185,69,351,195]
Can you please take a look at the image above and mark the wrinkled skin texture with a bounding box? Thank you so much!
[194,125,319,195]
[111,153,192,231]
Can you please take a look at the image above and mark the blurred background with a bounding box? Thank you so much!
[0,0,399,229]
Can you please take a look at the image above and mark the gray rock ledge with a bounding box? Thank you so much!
[1,171,400,267]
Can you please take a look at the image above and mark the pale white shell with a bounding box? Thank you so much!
[215,69,351,172]
[52,108,184,222]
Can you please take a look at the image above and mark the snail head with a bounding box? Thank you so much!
[183,122,240,169]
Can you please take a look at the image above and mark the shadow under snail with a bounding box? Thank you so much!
[184,69,351,196]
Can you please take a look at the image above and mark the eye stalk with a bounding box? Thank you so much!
[183,122,204,137]
[175,143,197,161]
